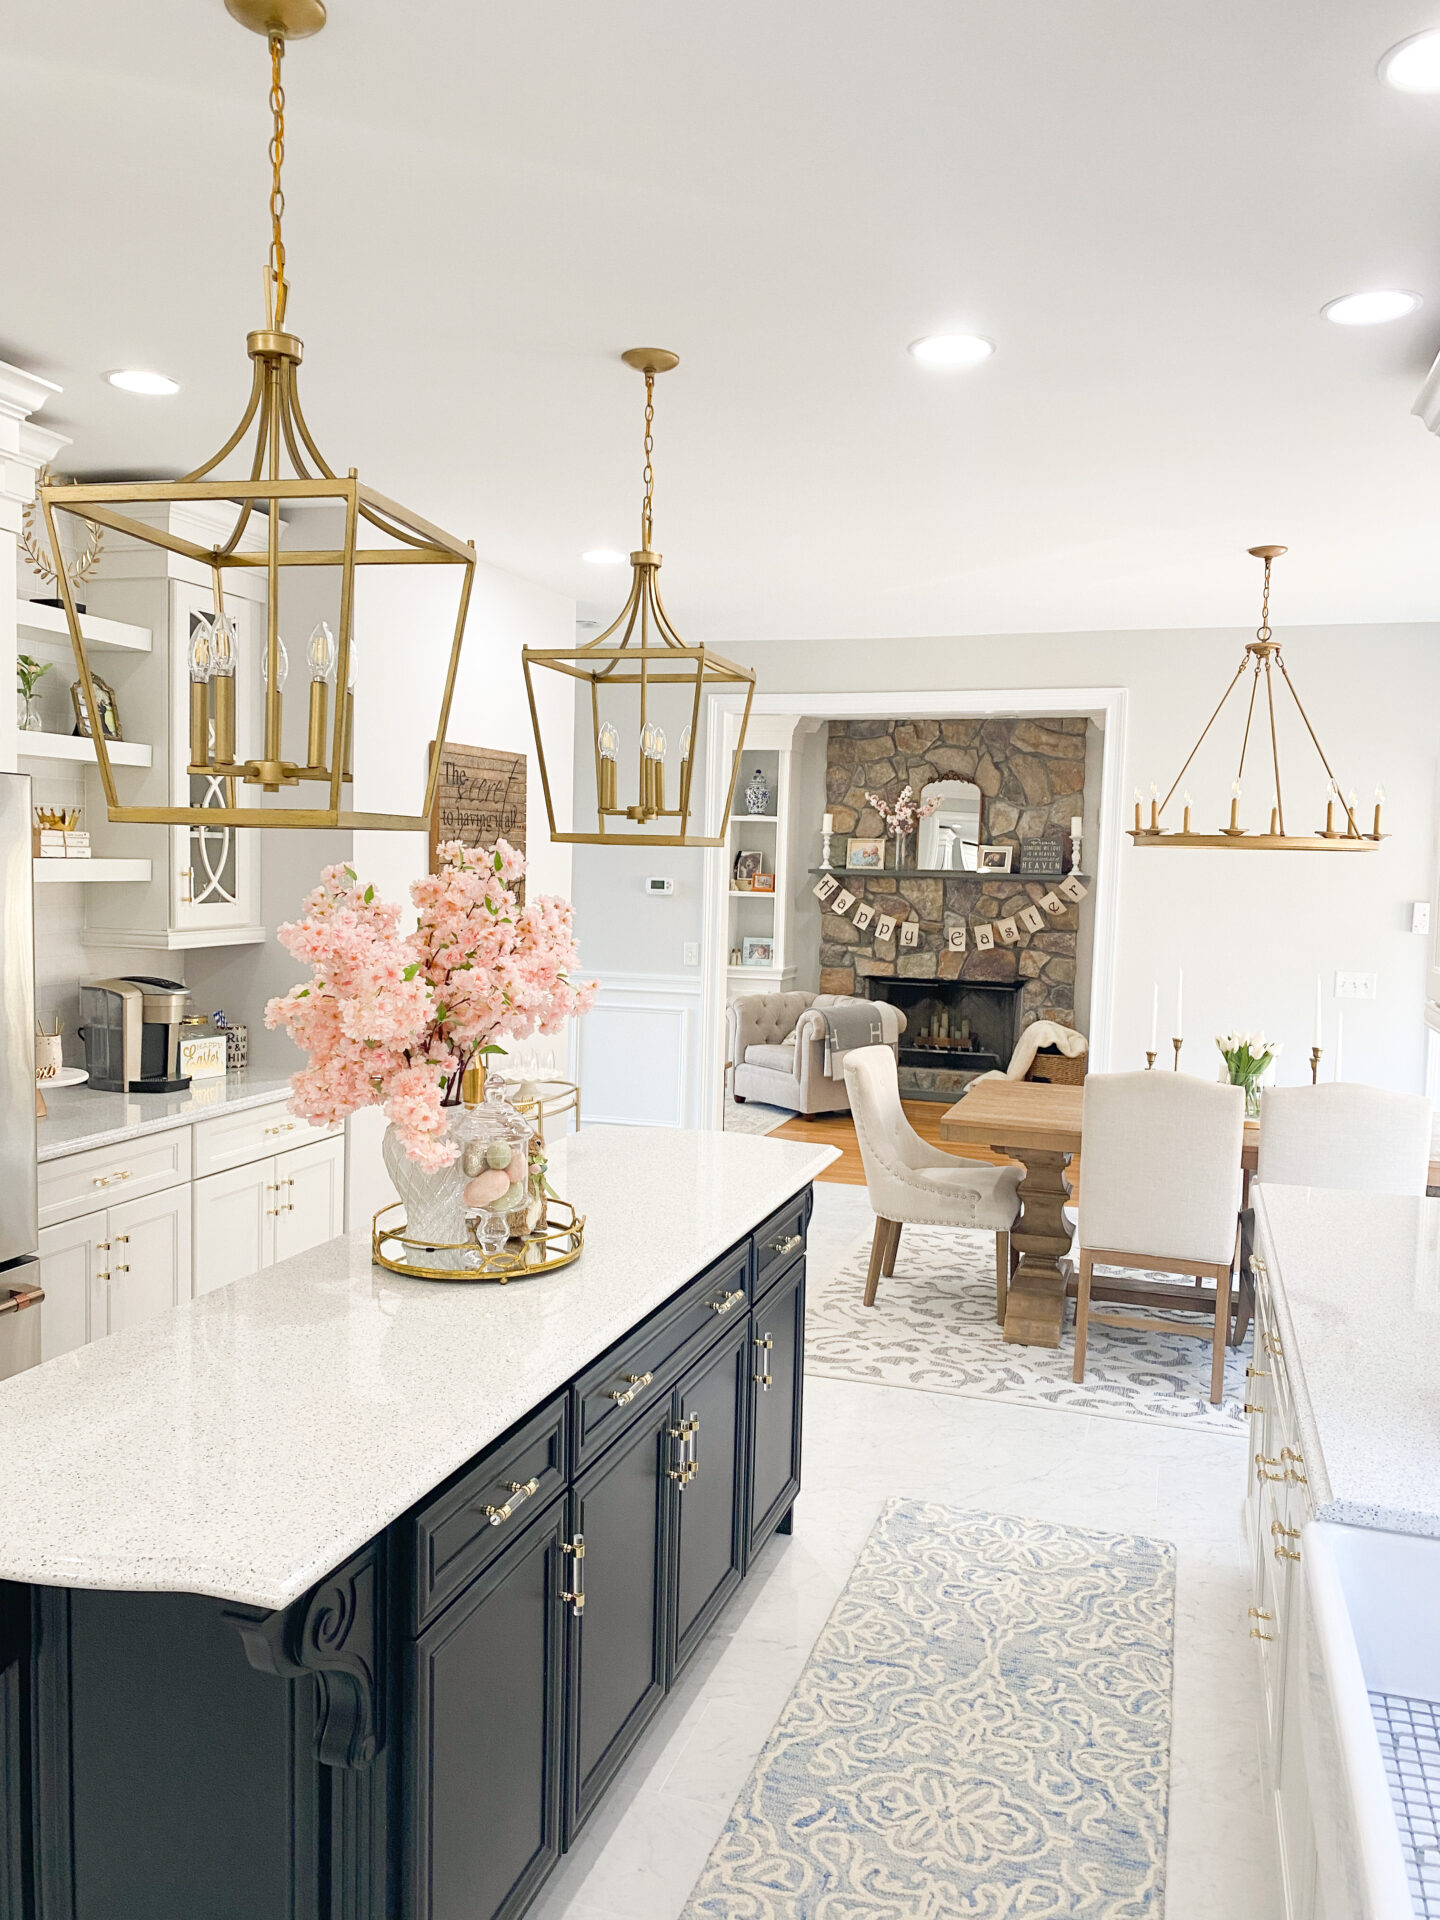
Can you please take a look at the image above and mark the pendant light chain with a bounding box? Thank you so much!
[267,32,289,327]
[641,371,656,549]
[1256,553,1273,643]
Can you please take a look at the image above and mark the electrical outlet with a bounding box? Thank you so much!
[683,942,699,967]
[1334,971,1377,1000]
[1413,902,1431,936]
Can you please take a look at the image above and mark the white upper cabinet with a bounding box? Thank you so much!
[74,500,267,950]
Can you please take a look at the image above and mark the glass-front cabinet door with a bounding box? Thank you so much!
[169,581,260,941]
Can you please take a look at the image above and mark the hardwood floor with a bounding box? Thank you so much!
[768,1101,1016,1185]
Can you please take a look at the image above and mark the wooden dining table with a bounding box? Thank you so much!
[939,1076,1440,1348]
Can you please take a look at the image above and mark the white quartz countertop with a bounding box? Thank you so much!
[37,1070,298,1162]
[1255,1181,1440,1538]
[0,1128,837,1610]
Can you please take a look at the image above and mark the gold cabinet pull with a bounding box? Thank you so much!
[1248,1607,1272,1620]
[708,1288,745,1316]
[1262,1330,1283,1358]
[666,1413,700,1486]
[609,1371,652,1406]
[1281,1446,1307,1485]
[768,1233,802,1259]
[753,1331,774,1392]
[91,1169,133,1189]
[484,1477,539,1527]
[263,1121,298,1138]
[561,1533,586,1615]
[1250,1626,1277,1641]
[1246,1365,1269,1380]
[1243,1404,1264,1416]
[1273,1545,1301,1563]
[1271,1518,1301,1562]
[1254,1453,1285,1483]
[180,865,193,904]
[112,1263,130,1274]
[1250,1254,1268,1279]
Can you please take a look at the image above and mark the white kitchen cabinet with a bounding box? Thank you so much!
[37,1185,192,1359]
[36,1213,108,1361]
[107,1186,192,1333]
[193,1133,345,1295]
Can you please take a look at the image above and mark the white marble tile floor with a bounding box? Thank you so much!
[531,1183,1283,1920]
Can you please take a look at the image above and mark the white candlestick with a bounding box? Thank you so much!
[1150,983,1158,1052]
[1334,1010,1344,1082]
[1174,967,1184,1039]
[1313,974,1322,1049]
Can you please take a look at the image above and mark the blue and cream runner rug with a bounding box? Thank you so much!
[683,1502,1175,1917]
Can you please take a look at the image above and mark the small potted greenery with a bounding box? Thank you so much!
[16,654,50,732]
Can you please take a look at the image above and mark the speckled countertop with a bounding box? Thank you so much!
[0,1128,837,1610]
[1254,1182,1440,1538]
[37,1070,297,1161]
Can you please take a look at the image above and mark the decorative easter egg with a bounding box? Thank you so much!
[499,1181,527,1211]
[462,1140,486,1178]
[506,1149,527,1180]
[464,1168,511,1207]
[486,1139,512,1170]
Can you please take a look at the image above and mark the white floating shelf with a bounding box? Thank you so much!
[17,733,151,768]
[33,859,152,885]
[730,814,779,823]
[729,889,777,900]
[16,599,152,655]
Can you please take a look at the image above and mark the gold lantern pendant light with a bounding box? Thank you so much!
[523,349,756,847]
[38,0,476,831]
[1131,545,1384,852]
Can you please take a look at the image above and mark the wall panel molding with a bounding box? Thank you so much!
[576,971,703,1129]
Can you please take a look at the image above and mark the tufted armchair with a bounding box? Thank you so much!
[726,991,905,1116]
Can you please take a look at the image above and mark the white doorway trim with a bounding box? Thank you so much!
[700,686,1129,1126]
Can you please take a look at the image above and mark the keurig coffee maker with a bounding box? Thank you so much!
[78,978,193,1093]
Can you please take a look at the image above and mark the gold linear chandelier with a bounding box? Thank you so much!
[39,0,475,831]
[1131,545,1383,853]
[522,349,755,848]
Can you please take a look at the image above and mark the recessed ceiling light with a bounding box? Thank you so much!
[1320,289,1422,326]
[104,369,181,395]
[1380,28,1440,92]
[581,547,625,564]
[908,334,995,369]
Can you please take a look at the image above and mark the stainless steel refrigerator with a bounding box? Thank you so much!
[0,770,42,1377]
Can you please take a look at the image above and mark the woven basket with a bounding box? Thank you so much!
[1025,1046,1087,1086]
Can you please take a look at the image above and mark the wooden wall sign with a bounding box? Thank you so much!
[428,743,527,872]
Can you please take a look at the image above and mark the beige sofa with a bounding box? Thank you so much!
[726,991,906,1117]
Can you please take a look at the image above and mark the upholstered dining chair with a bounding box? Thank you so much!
[1073,1072,1245,1405]
[1256,1083,1434,1195]
[843,1046,1023,1322]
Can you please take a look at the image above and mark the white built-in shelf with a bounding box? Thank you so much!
[16,599,152,655]
[730,813,778,823]
[18,732,151,769]
[729,889,777,900]
[33,859,152,885]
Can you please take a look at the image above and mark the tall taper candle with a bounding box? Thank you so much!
[1313,974,1322,1049]
[1334,1010,1344,1081]
[1150,983,1158,1053]
[1175,967,1184,1040]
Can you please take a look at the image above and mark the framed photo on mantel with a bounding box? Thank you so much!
[429,742,527,874]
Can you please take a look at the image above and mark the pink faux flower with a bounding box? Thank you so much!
[266,845,597,1164]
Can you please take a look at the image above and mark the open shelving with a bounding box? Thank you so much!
[18,732,151,769]
[15,598,151,655]
[33,859,152,885]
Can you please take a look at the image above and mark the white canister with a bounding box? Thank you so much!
[34,1033,63,1082]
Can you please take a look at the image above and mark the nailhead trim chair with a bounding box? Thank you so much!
[843,1045,1023,1322]
[727,992,903,1117]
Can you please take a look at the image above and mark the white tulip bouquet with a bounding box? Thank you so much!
[1216,1030,1281,1116]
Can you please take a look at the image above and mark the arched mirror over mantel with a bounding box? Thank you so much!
[916,779,983,870]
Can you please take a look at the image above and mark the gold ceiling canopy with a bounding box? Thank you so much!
[40,0,476,831]
[1130,545,1383,853]
[522,350,756,848]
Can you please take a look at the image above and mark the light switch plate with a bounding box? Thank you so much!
[1413,902,1431,935]
[1334,970,1377,1000]
[683,942,699,967]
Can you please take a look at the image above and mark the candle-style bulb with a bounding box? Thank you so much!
[652,725,667,758]
[209,612,236,678]
[306,621,337,685]
[261,635,289,692]
[188,616,213,683]
[598,722,619,761]
[678,726,691,760]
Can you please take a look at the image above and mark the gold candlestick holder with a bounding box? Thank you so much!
[1309,1045,1322,1085]
[1172,1037,1184,1070]
[1145,1050,1157,1070]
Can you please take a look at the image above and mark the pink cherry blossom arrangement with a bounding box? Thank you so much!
[265,840,596,1169]
[865,784,943,837]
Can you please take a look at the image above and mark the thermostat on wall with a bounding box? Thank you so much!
[645,877,674,894]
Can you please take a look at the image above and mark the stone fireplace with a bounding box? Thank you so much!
[814,717,1091,1096]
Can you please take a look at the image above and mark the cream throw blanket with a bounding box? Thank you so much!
[968,1019,1087,1088]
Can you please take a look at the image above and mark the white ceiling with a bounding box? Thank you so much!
[4,0,1440,641]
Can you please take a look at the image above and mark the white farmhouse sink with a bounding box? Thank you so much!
[1302,1522,1440,1919]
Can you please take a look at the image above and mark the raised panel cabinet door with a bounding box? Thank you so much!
[191,1161,274,1298]
[409,1500,567,1920]
[566,1403,672,1842]
[272,1134,345,1266]
[670,1316,749,1680]
[748,1258,805,1556]
[106,1186,193,1333]
[36,1210,109,1359]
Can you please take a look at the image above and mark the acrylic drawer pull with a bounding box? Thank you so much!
[1243,1404,1265,1417]
[1281,1446,1307,1485]
[1250,1254,1268,1279]
[1255,1453,1284,1483]
[754,1331,774,1392]
[609,1371,652,1406]
[1271,1519,1301,1564]
[561,1533,586,1615]
[1245,1365,1269,1380]
[263,1122,298,1138]
[91,1169,133,1189]
[768,1233,802,1259]
[484,1477,540,1527]
[667,1414,700,1486]
[1250,1626,1277,1641]
[1248,1607,1272,1620]
[708,1288,745,1316]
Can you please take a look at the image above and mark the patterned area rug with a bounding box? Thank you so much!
[724,1096,792,1137]
[807,1223,1249,1431]
[683,1502,1174,1918]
